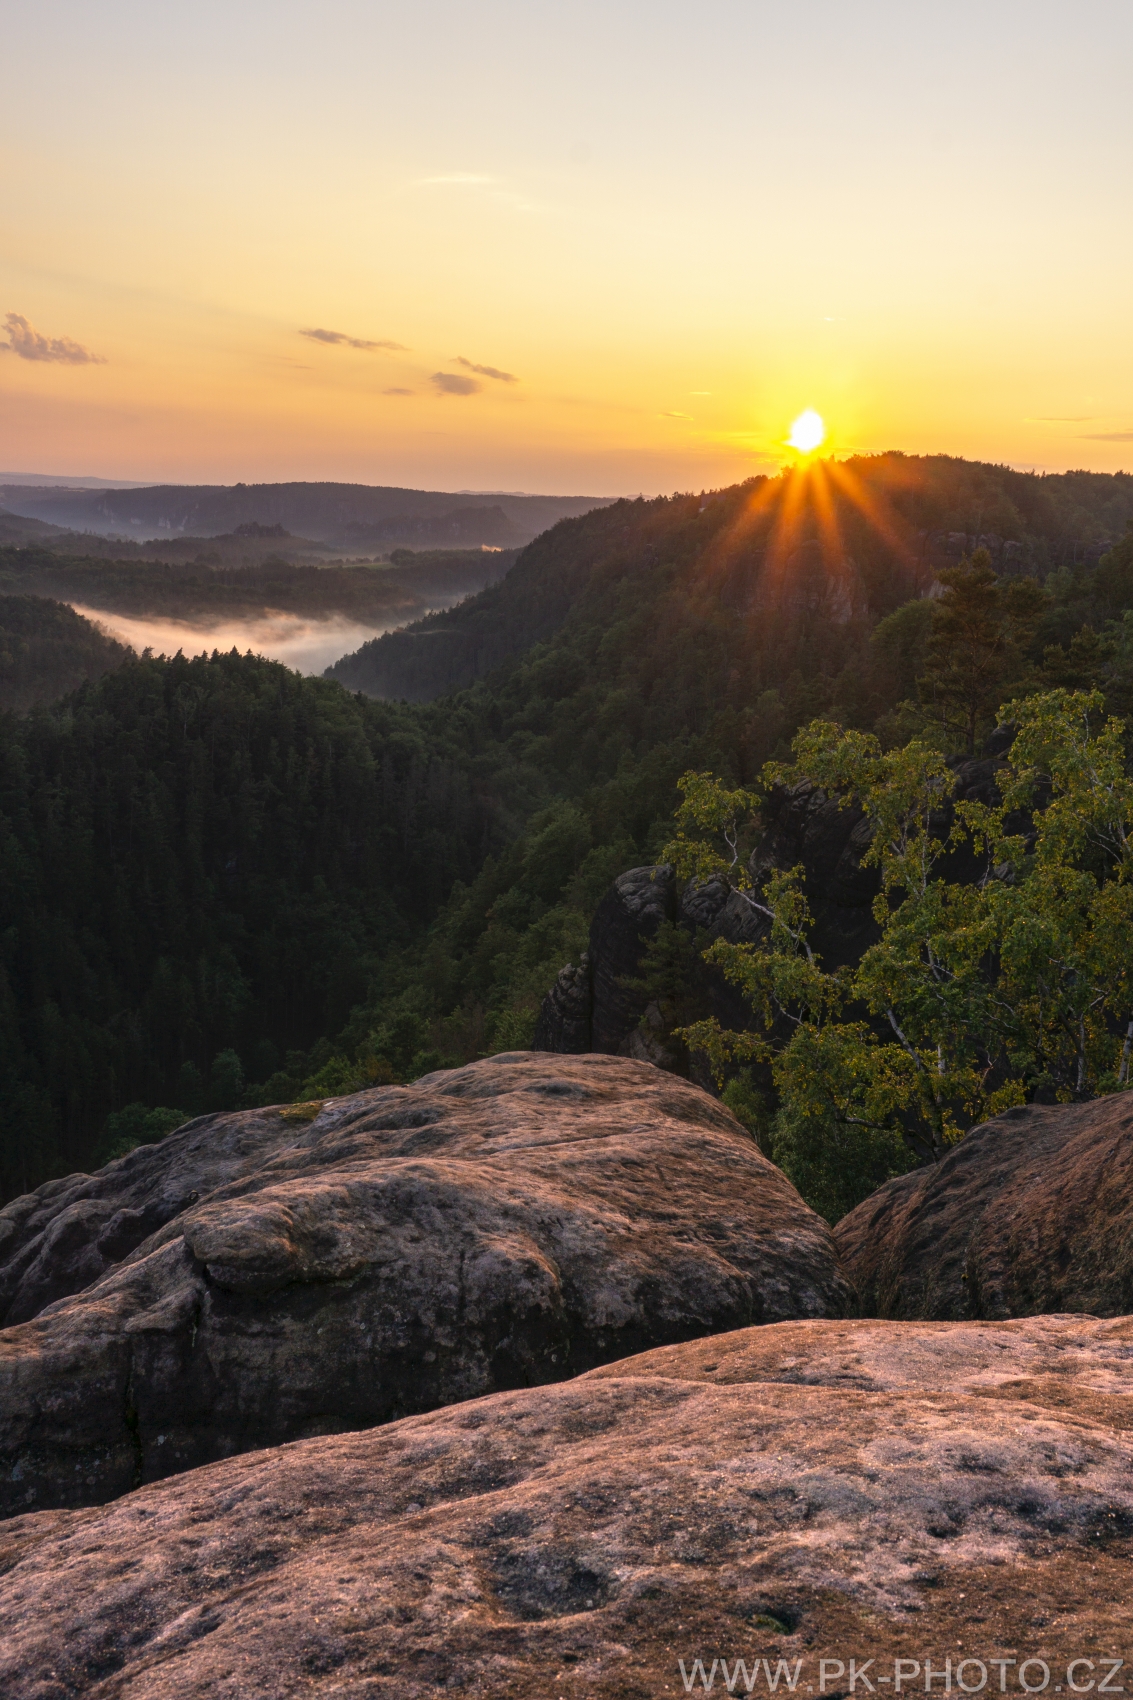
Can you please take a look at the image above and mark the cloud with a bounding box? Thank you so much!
[416,172,537,214]
[420,173,494,186]
[432,371,481,397]
[384,387,414,396]
[300,327,407,352]
[1,312,105,364]
[1029,415,1093,423]
[1080,431,1133,442]
[456,356,517,384]
[660,411,693,420]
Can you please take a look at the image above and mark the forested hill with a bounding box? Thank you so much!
[5,451,1133,1202]
[0,597,130,711]
[0,480,609,548]
[326,453,1133,702]
[0,655,519,1199]
[0,545,519,625]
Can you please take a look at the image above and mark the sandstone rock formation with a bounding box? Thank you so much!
[533,757,1010,1060]
[835,1094,1133,1319]
[0,1111,303,1329]
[533,864,767,1058]
[2,1312,1130,1696]
[0,1052,851,1518]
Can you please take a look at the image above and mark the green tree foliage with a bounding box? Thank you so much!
[95,1103,188,1165]
[0,649,510,1200]
[4,468,1133,1203]
[916,551,1047,753]
[668,691,1133,1221]
[0,595,130,711]
[0,546,516,627]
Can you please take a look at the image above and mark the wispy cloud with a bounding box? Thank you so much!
[1080,430,1133,442]
[420,172,494,186]
[660,411,693,420]
[432,372,481,397]
[456,356,517,384]
[300,327,407,352]
[417,172,537,214]
[1029,415,1094,423]
[1,312,105,364]
[384,387,414,396]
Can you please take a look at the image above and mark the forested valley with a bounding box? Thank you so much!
[3,451,1133,1213]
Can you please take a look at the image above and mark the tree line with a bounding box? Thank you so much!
[2,459,1133,1206]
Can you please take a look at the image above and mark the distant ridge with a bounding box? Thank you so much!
[0,472,155,488]
[0,479,613,547]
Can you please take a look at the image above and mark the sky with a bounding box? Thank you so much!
[1,0,1131,495]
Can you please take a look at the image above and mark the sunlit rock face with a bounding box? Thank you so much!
[0,1052,850,1518]
[835,1093,1133,1320]
[2,1313,1131,1695]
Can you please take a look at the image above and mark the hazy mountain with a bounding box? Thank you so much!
[0,472,154,488]
[0,480,612,548]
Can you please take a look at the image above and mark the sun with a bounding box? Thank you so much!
[787,409,826,454]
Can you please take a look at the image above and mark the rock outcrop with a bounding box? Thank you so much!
[835,1094,1133,1319]
[0,1111,304,1329]
[533,865,767,1058]
[534,755,1018,1060]
[2,1312,1131,1695]
[0,1052,851,1518]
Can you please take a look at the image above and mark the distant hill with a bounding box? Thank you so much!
[0,481,612,549]
[0,545,520,626]
[0,471,154,488]
[5,449,1133,1201]
[326,453,1133,701]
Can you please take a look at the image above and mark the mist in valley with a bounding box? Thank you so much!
[68,604,401,674]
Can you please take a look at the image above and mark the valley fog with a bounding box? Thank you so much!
[67,603,395,674]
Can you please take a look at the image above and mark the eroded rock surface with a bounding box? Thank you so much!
[2,1313,1130,1697]
[0,1112,301,1329]
[0,1052,850,1518]
[835,1094,1133,1320]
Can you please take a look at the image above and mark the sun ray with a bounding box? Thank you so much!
[824,458,921,574]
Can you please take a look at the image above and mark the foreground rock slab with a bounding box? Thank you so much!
[0,1052,850,1518]
[0,1109,304,1329]
[2,1314,1131,1697]
[835,1095,1133,1319]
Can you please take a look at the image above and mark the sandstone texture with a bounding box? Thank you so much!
[0,1052,850,1519]
[2,1313,1131,1697]
[0,1111,303,1329]
[836,1095,1133,1320]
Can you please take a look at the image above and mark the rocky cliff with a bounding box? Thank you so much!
[534,752,1015,1063]
[2,1311,1130,1694]
[0,1053,851,1518]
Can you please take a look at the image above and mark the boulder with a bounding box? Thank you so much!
[0,1111,304,1329]
[2,1312,1131,1695]
[835,1095,1133,1319]
[0,1052,851,1518]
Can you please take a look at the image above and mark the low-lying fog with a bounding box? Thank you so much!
[69,606,389,675]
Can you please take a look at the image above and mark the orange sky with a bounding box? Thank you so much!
[2,1,1131,494]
